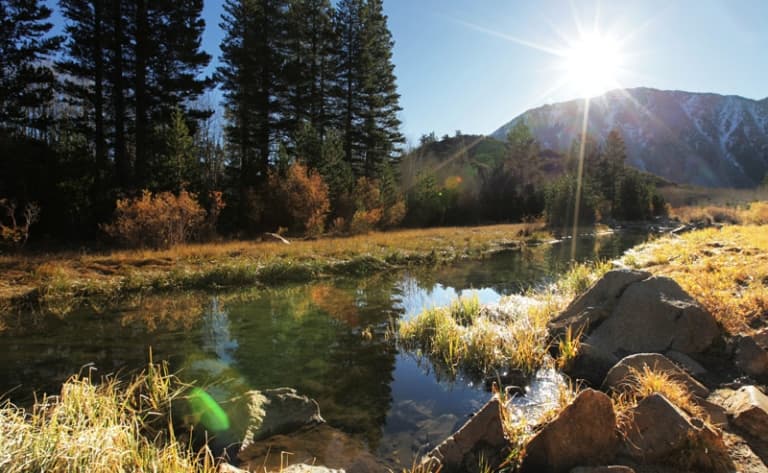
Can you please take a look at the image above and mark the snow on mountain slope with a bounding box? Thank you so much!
[492,88,768,187]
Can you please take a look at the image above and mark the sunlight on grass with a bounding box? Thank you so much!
[398,260,609,380]
[623,224,768,334]
[1,223,545,316]
[0,363,218,473]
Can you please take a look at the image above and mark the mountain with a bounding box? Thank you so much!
[492,88,768,188]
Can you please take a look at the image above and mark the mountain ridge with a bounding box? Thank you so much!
[492,87,768,188]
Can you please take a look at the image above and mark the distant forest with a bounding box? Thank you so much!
[0,0,665,249]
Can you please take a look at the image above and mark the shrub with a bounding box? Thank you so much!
[270,163,331,237]
[0,199,40,248]
[350,208,383,234]
[102,190,206,248]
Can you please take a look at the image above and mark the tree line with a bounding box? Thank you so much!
[0,0,404,245]
[0,0,664,248]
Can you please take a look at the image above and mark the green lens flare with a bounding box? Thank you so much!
[188,387,230,432]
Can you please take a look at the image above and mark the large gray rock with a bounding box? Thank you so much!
[734,335,768,377]
[721,386,768,438]
[588,276,720,355]
[601,353,709,399]
[238,424,386,473]
[240,388,325,449]
[549,270,651,337]
[520,389,619,473]
[422,397,508,473]
[622,394,728,469]
[562,343,619,387]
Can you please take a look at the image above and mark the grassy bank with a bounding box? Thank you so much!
[0,363,218,473]
[0,223,546,317]
[622,223,768,335]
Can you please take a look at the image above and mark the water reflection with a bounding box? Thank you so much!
[0,231,649,467]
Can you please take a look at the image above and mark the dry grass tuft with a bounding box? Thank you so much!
[398,260,608,380]
[0,363,218,473]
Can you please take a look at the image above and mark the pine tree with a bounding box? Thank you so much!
[219,0,289,187]
[0,0,61,135]
[332,0,365,170]
[592,129,627,213]
[284,0,335,140]
[58,0,108,167]
[333,0,403,178]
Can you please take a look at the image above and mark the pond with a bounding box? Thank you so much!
[0,231,648,468]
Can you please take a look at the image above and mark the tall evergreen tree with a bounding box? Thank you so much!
[283,0,335,140]
[599,128,627,209]
[59,0,211,189]
[332,0,364,170]
[58,0,108,168]
[0,0,61,135]
[357,0,403,177]
[219,0,289,188]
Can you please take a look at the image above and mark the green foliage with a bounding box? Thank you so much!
[544,174,601,228]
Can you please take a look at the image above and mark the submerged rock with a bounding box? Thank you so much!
[520,389,619,473]
[240,388,325,449]
[238,424,386,473]
[569,467,635,473]
[421,397,508,473]
[601,353,709,399]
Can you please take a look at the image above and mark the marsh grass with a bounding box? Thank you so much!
[622,224,768,334]
[398,260,609,381]
[0,363,218,473]
[1,223,545,317]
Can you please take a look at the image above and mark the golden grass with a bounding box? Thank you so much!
[0,223,546,317]
[398,260,611,379]
[0,363,218,473]
[622,223,768,334]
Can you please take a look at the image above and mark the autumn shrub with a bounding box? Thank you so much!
[382,198,407,228]
[270,162,330,237]
[102,190,206,249]
[349,208,383,234]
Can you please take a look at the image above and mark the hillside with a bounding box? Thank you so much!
[492,88,768,188]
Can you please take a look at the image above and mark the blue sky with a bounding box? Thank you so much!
[50,0,768,145]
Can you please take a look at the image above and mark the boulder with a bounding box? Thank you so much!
[520,389,619,473]
[588,276,720,355]
[422,397,508,473]
[622,394,728,469]
[734,335,768,377]
[663,350,708,379]
[549,270,651,337]
[601,353,709,399]
[562,343,619,387]
[570,467,635,473]
[238,424,386,473]
[721,386,768,438]
[240,388,325,449]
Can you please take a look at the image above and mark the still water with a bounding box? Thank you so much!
[0,232,647,466]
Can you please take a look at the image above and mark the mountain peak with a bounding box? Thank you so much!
[492,88,768,188]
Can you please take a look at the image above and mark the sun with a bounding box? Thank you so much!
[562,31,624,97]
